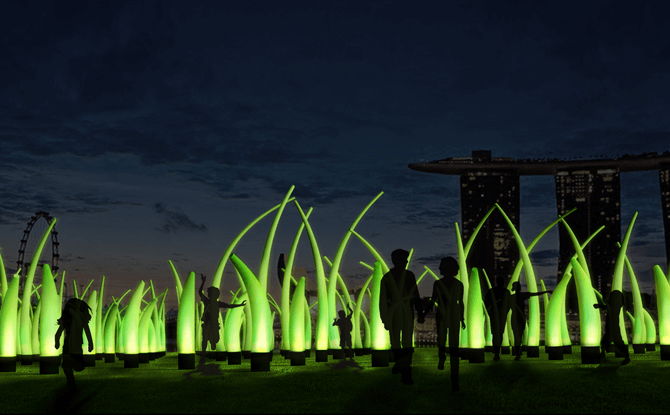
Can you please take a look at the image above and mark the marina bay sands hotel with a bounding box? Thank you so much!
[408,150,670,311]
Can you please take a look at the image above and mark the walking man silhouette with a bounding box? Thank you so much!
[594,289,630,365]
[424,256,465,391]
[379,249,424,385]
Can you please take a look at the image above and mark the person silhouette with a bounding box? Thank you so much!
[333,303,354,360]
[594,289,630,365]
[484,275,510,362]
[54,297,94,392]
[199,274,246,365]
[424,256,465,391]
[509,281,552,361]
[379,249,425,385]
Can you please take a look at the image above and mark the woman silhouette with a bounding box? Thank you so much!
[55,298,94,392]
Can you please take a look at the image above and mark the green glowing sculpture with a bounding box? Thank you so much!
[466,267,485,362]
[325,192,384,352]
[122,281,146,368]
[95,276,106,357]
[653,265,670,359]
[229,254,272,362]
[280,207,312,354]
[294,200,331,360]
[369,261,389,362]
[571,259,601,347]
[289,277,306,365]
[177,272,195,369]
[19,218,57,363]
[39,265,60,373]
[0,274,20,371]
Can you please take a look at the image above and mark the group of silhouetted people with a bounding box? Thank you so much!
[53,251,631,395]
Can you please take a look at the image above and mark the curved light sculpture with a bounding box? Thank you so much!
[467,267,485,362]
[19,218,57,363]
[289,277,306,365]
[653,265,670,359]
[294,200,330,360]
[122,281,146,368]
[177,272,195,369]
[38,265,59,374]
[0,274,20,372]
[571,259,601,348]
[326,192,384,351]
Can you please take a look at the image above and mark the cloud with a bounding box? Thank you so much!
[153,203,208,234]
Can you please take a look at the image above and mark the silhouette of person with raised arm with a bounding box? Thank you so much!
[594,289,630,365]
[509,281,552,361]
[379,249,425,385]
[484,275,510,362]
[199,274,246,365]
[333,303,354,360]
[55,297,94,393]
[424,256,465,392]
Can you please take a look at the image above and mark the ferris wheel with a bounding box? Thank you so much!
[16,211,60,283]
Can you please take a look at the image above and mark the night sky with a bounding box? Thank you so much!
[2,0,669,311]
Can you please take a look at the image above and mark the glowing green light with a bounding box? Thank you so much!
[19,218,57,358]
[39,265,59,358]
[230,254,272,353]
[0,274,20,357]
[467,267,485,349]
[290,277,306,352]
[653,265,670,345]
[571,258,601,346]
[177,273,195,354]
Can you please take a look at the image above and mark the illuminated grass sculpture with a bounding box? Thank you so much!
[654,265,670,359]
[0,269,20,372]
[39,265,60,374]
[19,218,57,365]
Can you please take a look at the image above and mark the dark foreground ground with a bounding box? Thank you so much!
[1,347,669,413]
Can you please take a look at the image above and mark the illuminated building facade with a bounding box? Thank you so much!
[555,167,620,312]
[408,150,670,300]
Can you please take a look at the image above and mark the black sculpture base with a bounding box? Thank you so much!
[95,353,103,361]
[581,346,601,364]
[315,350,328,362]
[83,355,96,367]
[646,343,655,352]
[250,352,272,372]
[0,357,16,372]
[242,351,251,359]
[290,351,305,366]
[104,353,115,363]
[124,354,139,368]
[304,349,310,358]
[500,346,510,354]
[177,353,195,369]
[546,346,564,360]
[216,351,227,361]
[354,348,365,356]
[633,344,646,354]
[459,348,469,360]
[40,356,60,375]
[485,345,493,353]
[526,346,540,358]
[19,355,33,365]
[227,352,242,365]
[138,353,150,363]
[563,344,573,354]
[661,345,670,360]
[371,350,389,367]
[331,349,344,359]
[468,348,485,363]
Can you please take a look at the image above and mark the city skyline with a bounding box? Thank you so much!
[1,1,669,311]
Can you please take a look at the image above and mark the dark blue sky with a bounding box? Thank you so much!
[2,0,669,309]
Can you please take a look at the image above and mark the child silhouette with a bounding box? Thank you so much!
[55,298,94,392]
[199,274,246,365]
[333,304,354,360]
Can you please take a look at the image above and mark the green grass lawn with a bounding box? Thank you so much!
[2,347,670,413]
